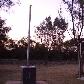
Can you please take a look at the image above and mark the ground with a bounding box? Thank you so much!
[0,61,84,84]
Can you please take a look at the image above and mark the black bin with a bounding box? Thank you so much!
[21,66,36,84]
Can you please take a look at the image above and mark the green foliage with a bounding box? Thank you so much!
[63,38,78,52]
[0,0,14,8]
[0,18,11,41]
[0,37,78,61]
[0,0,20,8]
[0,18,11,59]
[63,0,84,37]
[78,0,84,7]
[35,16,68,50]
[54,17,67,31]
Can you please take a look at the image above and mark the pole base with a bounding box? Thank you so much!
[21,65,36,84]
[77,77,84,80]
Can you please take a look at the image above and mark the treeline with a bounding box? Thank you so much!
[0,41,78,61]
[0,17,82,61]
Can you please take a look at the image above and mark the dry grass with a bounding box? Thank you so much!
[0,61,84,84]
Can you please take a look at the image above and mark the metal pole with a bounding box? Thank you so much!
[78,4,84,78]
[78,42,81,78]
[21,5,36,84]
[27,5,32,65]
[78,35,80,77]
[78,35,83,78]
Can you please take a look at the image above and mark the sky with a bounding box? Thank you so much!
[0,0,73,41]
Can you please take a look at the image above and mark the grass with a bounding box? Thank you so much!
[0,61,84,84]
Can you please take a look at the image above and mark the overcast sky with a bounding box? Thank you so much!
[0,0,73,41]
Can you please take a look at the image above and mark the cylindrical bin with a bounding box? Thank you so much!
[21,65,36,84]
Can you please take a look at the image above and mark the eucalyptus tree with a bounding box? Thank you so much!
[63,0,84,38]
[35,16,68,50]
[63,0,84,77]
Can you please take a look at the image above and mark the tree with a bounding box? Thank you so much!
[0,0,13,8]
[4,38,18,50]
[35,16,68,50]
[63,0,84,77]
[0,0,20,9]
[63,0,84,38]
[0,17,11,47]
[0,0,20,44]
[0,17,12,59]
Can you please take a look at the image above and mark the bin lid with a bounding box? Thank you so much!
[21,65,36,68]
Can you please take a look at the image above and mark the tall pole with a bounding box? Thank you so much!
[78,3,84,78]
[78,35,83,78]
[27,5,32,65]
